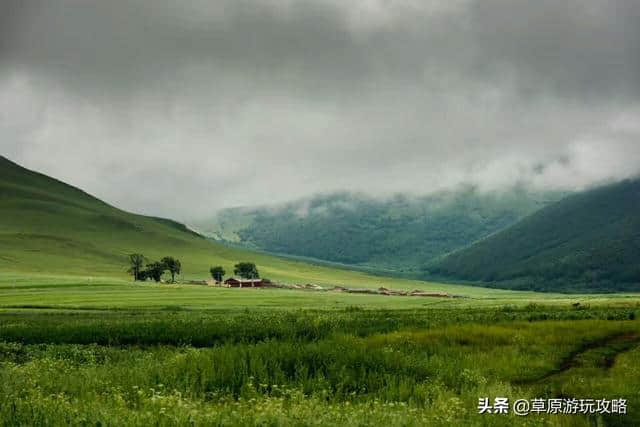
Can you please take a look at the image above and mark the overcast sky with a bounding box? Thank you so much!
[2,0,640,220]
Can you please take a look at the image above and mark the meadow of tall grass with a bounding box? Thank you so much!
[0,306,639,426]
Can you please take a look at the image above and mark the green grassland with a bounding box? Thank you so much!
[1,274,640,426]
[2,280,640,426]
[2,272,640,311]
[3,156,640,425]
[0,299,639,426]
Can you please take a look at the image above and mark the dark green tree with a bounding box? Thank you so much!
[210,266,225,282]
[145,261,166,282]
[127,253,147,281]
[161,256,181,283]
[233,262,259,279]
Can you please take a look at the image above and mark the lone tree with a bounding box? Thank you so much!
[161,256,181,283]
[145,261,166,282]
[233,262,259,279]
[127,253,147,281]
[210,266,225,282]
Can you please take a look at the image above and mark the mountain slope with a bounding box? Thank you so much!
[430,179,640,292]
[196,190,563,275]
[0,155,451,289]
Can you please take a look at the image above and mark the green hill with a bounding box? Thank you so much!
[429,179,640,292]
[0,155,469,290]
[196,190,563,275]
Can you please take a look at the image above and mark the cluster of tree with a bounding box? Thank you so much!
[128,255,261,284]
[128,254,181,283]
[209,262,260,282]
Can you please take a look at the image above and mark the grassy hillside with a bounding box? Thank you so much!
[430,179,640,292]
[196,190,562,275]
[0,155,468,290]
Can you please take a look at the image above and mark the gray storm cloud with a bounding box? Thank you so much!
[1,0,639,220]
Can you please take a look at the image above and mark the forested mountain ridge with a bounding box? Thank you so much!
[429,179,640,292]
[196,189,564,275]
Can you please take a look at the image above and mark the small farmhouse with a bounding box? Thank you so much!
[223,278,266,288]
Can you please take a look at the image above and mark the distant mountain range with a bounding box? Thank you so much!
[197,179,640,293]
[429,179,640,292]
[195,189,565,275]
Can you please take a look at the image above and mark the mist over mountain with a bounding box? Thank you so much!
[195,188,565,275]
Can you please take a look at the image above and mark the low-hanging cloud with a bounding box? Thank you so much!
[1,0,639,220]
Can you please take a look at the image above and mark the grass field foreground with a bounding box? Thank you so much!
[0,273,640,425]
[0,305,639,426]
